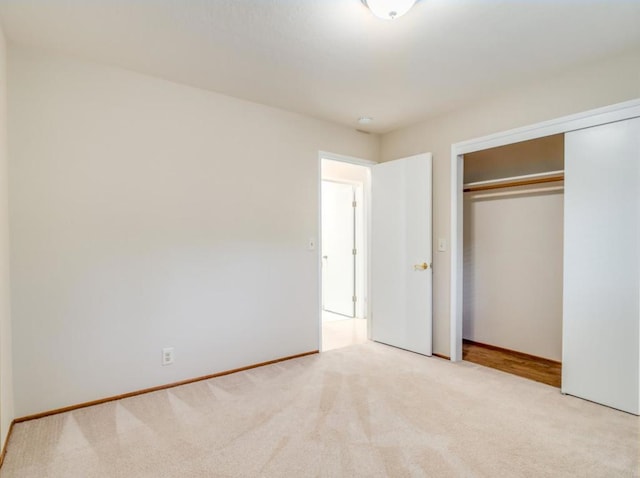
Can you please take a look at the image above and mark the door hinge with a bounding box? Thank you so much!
[353,296,357,302]
[352,200,357,208]
[352,249,357,255]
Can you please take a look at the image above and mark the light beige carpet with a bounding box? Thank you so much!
[2,342,638,477]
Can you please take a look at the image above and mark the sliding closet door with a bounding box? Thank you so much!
[563,117,640,415]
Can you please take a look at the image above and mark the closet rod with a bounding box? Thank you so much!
[463,170,564,193]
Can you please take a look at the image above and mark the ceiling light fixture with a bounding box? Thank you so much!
[361,0,417,20]
[358,117,373,125]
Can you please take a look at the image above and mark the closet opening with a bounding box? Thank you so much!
[461,134,564,387]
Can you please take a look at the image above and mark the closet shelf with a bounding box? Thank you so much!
[463,170,564,193]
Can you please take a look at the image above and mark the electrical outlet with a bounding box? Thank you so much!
[162,347,175,366]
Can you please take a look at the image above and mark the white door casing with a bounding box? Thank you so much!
[371,153,433,356]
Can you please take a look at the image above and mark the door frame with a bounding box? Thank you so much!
[318,151,376,351]
[450,98,640,362]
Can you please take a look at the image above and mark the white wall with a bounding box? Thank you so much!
[463,184,564,361]
[0,23,14,448]
[8,47,378,417]
[381,49,640,357]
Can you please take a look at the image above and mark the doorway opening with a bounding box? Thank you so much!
[320,156,371,352]
[461,135,564,387]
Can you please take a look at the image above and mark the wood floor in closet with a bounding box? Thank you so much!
[463,340,562,388]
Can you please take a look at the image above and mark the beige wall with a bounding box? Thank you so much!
[8,47,378,416]
[381,49,640,357]
[0,23,14,448]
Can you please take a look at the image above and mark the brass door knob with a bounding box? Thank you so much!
[414,262,429,271]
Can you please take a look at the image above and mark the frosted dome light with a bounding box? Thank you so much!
[362,0,417,20]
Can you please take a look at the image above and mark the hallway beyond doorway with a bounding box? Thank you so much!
[322,311,367,351]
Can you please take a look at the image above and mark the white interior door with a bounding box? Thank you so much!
[322,181,355,317]
[371,153,432,355]
[563,117,640,415]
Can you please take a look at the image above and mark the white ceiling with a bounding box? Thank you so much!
[1,0,639,133]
